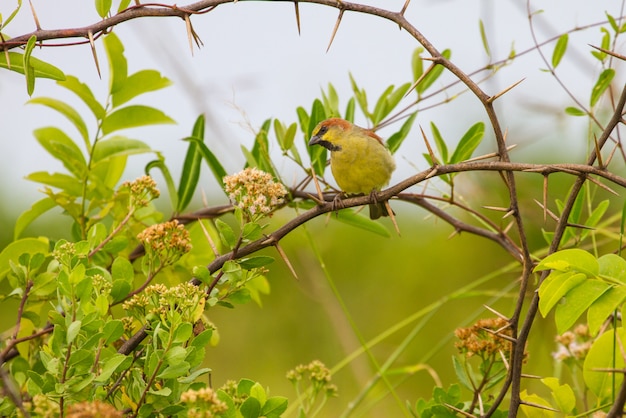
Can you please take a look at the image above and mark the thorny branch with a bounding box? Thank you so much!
[2,1,626,416]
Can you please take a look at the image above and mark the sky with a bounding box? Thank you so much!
[0,0,620,220]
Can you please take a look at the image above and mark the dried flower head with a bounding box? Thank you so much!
[66,400,123,418]
[181,387,229,418]
[123,282,207,324]
[137,220,192,267]
[287,359,338,397]
[553,324,592,362]
[455,317,513,359]
[223,168,287,219]
[123,175,160,207]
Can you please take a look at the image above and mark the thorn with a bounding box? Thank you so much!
[606,141,618,166]
[405,63,436,97]
[465,144,518,162]
[443,403,477,417]
[503,221,514,234]
[533,199,560,223]
[88,30,102,79]
[385,200,401,236]
[481,327,517,343]
[542,175,548,223]
[521,373,543,379]
[185,14,195,56]
[587,175,619,196]
[310,168,326,204]
[498,349,510,370]
[483,304,509,320]
[589,44,626,61]
[593,133,604,168]
[28,0,42,30]
[483,205,510,212]
[502,209,515,219]
[487,78,525,103]
[447,228,460,240]
[275,242,298,280]
[400,0,411,15]
[3,48,9,70]
[197,219,220,257]
[419,125,440,165]
[326,9,345,53]
[294,1,301,35]
[425,167,439,179]
[519,400,560,412]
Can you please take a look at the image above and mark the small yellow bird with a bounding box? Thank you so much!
[308,118,396,219]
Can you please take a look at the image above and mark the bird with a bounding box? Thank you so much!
[308,118,396,219]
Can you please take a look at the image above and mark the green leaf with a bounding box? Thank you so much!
[261,396,288,418]
[112,69,172,107]
[183,137,227,189]
[103,32,127,95]
[387,113,417,155]
[111,257,134,282]
[172,323,193,344]
[28,97,89,145]
[541,378,575,414]
[554,279,610,333]
[25,172,83,195]
[599,254,626,284]
[177,116,205,212]
[14,198,56,239]
[371,85,394,125]
[95,354,130,383]
[590,68,615,107]
[103,320,125,344]
[33,127,87,178]
[565,106,586,116]
[92,136,151,163]
[95,0,112,18]
[58,76,105,119]
[0,51,65,81]
[584,327,625,401]
[344,97,355,122]
[101,105,175,134]
[23,35,37,96]
[418,49,451,94]
[587,286,626,335]
[538,271,586,316]
[333,208,391,238]
[479,20,491,58]
[551,34,568,68]
[240,397,261,418]
[146,157,178,210]
[0,238,49,279]
[66,320,82,344]
[450,122,484,163]
[249,119,276,177]
[534,248,599,276]
[349,73,369,119]
[157,361,190,379]
[238,256,274,269]
[117,0,132,12]
[412,47,424,82]
[429,122,447,164]
[215,219,237,249]
[307,99,328,176]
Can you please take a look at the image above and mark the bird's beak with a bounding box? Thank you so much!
[308,135,322,146]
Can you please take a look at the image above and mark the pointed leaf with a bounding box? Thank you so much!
[92,136,151,163]
[0,51,65,80]
[479,20,491,58]
[28,97,89,144]
[584,328,626,401]
[58,75,105,119]
[418,49,451,94]
[450,122,484,163]
[95,0,112,18]
[534,249,599,276]
[14,198,56,240]
[552,34,568,68]
[430,121,448,163]
[112,69,172,107]
[101,105,175,134]
[587,286,626,335]
[183,137,227,189]
[25,172,82,195]
[387,113,417,155]
[33,127,87,178]
[103,32,127,95]
[590,69,615,107]
[538,271,586,316]
[146,158,178,210]
[554,279,610,333]
[177,116,205,212]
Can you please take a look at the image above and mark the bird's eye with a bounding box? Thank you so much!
[317,125,328,136]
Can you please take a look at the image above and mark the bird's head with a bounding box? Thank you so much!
[308,118,354,151]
